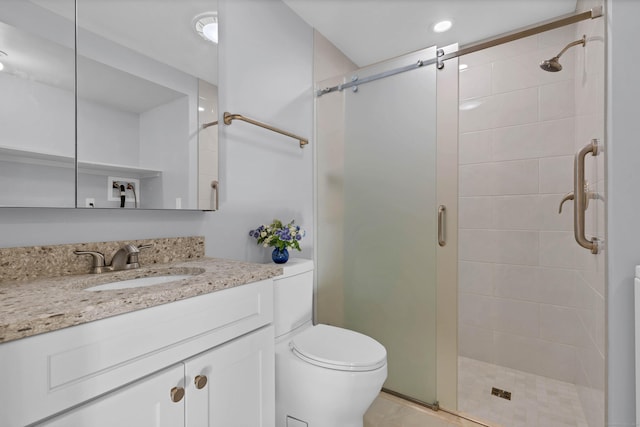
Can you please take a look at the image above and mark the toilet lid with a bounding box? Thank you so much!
[290,324,387,372]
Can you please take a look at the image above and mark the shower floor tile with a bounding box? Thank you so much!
[364,358,589,427]
[458,356,588,427]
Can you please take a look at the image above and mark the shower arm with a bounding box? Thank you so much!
[554,35,586,59]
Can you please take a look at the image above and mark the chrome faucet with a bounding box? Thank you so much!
[75,243,152,274]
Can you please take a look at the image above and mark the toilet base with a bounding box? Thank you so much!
[275,328,387,427]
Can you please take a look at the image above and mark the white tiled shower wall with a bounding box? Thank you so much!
[457,4,604,425]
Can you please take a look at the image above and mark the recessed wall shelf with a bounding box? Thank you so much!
[0,146,162,178]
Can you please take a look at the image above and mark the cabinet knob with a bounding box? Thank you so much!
[170,386,185,403]
[194,375,208,389]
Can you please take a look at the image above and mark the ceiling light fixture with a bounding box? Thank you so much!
[193,12,218,44]
[433,20,452,33]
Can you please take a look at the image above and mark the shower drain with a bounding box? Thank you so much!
[491,387,512,400]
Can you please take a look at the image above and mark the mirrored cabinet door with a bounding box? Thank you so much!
[76,0,219,210]
[0,0,76,208]
[0,0,218,210]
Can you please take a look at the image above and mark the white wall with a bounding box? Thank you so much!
[204,0,314,262]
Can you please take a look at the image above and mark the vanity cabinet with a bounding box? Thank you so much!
[0,279,274,427]
[38,326,274,427]
[38,363,186,427]
[184,327,274,427]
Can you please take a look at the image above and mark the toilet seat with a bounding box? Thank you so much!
[289,324,387,372]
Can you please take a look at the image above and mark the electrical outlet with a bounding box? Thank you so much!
[107,176,140,202]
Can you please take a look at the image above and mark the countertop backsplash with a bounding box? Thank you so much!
[0,236,205,283]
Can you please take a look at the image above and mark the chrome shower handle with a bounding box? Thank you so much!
[573,139,600,254]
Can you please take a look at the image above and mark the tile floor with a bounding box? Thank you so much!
[364,357,588,427]
[457,357,588,427]
[364,391,479,427]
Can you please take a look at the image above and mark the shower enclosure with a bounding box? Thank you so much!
[315,3,604,426]
[456,13,605,426]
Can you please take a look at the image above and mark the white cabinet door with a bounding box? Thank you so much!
[185,326,275,427]
[37,364,185,427]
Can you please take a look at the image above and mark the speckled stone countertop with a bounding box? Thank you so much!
[0,258,282,343]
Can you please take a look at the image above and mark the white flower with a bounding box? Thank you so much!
[260,231,267,238]
[263,243,268,248]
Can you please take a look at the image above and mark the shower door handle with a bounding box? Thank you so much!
[438,205,446,247]
[572,139,600,254]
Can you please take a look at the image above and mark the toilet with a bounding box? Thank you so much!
[274,258,387,427]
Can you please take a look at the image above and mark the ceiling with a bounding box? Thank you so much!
[283,0,578,67]
[6,0,579,101]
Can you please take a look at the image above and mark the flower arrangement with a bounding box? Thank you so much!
[249,219,305,252]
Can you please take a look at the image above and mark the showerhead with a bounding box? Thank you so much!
[540,56,563,72]
[540,35,586,72]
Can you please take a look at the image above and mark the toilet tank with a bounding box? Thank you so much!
[273,258,314,338]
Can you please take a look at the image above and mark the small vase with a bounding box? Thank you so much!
[272,247,289,264]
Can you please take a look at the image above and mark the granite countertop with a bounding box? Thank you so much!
[0,258,282,344]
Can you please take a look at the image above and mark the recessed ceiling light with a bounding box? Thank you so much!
[193,12,218,44]
[433,20,452,33]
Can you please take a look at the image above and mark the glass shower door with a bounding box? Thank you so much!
[342,47,438,403]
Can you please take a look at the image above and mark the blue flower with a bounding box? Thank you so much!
[249,219,305,251]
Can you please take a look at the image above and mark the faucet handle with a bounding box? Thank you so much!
[74,250,108,274]
[125,243,153,269]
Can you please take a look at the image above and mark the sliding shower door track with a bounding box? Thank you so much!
[381,388,494,427]
[317,6,602,97]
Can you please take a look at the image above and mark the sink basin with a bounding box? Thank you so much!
[85,274,195,292]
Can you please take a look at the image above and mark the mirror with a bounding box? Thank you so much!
[0,0,219,210]
[0,0,76,208]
